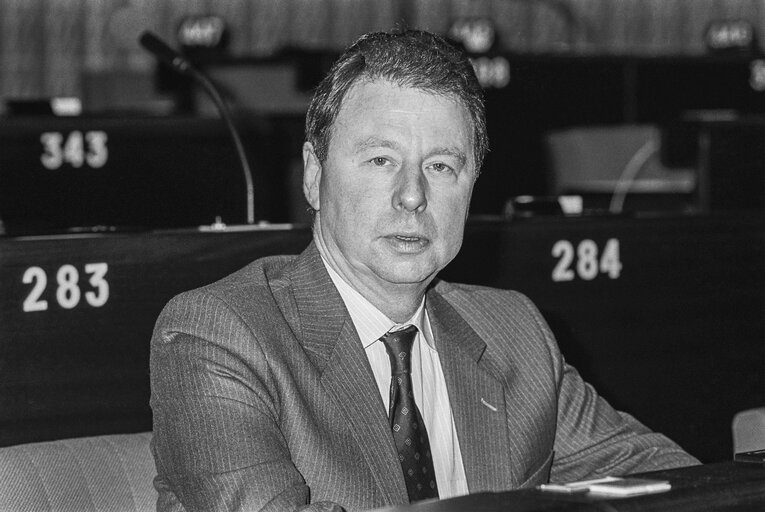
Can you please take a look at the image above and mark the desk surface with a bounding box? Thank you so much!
[375,463,765,511]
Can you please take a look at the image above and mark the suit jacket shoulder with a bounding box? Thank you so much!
[155,251,309,349]
[171,252,297,310]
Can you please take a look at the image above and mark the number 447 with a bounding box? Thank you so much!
[552,238,622,282]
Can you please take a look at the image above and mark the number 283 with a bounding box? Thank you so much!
[22,263,109,312]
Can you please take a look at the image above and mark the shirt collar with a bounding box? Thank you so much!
[321,256,434,349]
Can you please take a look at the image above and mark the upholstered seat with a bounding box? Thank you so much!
[0,432,156,512]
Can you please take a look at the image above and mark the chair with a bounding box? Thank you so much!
[0,432,156,512]
[732,407,765,454]
[545,124,696,213]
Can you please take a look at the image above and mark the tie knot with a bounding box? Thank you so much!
[380,325,418,375]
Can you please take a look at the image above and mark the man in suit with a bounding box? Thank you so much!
[150,29,698,512]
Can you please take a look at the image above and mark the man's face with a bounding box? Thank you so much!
[303,79,476,299]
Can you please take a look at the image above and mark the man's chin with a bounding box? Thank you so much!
[373,262,440,287]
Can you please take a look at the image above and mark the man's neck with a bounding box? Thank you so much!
[315,243,429,323]
[332,264,426,323]
[367,287,425,324]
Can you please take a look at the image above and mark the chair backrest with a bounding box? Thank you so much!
[733,407,765,454]
[0,432,156,512]
[546,124,696,195]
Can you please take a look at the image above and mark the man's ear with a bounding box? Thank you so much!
[302,141,321,211]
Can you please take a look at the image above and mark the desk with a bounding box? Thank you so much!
[0,116,288,230]
[375,463,765,511]
[1,214,764,460]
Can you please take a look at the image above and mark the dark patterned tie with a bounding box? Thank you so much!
[380,325,439,502]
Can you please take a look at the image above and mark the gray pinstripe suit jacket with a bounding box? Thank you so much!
[150,242,698,512]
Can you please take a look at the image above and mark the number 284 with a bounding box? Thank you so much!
[552,239,622,282]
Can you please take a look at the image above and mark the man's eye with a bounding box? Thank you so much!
[371,157,390,166]
[429,162,452,173]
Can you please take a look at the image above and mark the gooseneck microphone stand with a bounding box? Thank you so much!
[139,31,255,225]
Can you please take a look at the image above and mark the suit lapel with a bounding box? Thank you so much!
[427,289,517,492]
[289,243,408,503]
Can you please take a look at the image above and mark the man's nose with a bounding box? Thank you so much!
[393,165,427,213]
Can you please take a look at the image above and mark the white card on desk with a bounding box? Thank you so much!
[586,477,671,496]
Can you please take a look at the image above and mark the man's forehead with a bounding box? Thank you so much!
[335,79,472,134]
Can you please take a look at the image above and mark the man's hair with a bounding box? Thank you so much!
[305,29,489,176]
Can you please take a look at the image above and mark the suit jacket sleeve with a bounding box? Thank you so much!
[150,290,343,512]
[513,293,700,482]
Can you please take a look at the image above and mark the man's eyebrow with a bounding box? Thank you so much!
[353,137,401,152]
[427,147,467,166]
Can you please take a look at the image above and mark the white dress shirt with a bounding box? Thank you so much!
[322,259,469,498]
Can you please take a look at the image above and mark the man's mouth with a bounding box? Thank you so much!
[385,234,430,252]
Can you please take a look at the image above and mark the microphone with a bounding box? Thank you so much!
[139,31,196,76]
[139,31,255,225]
